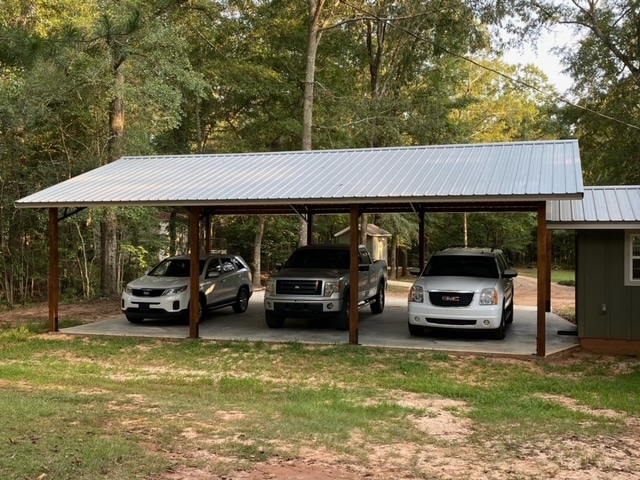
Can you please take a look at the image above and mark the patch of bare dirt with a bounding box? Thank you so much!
[155,395,639,480]
[513,275,575,311]
[0,296,121,325]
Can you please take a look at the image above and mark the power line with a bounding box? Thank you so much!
[338,0,640,132]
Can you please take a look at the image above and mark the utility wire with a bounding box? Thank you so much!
[339,0,640,132]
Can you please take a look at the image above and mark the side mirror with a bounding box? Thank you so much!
[275,262,283,271]
[358,264,370,272]
[207,271,220,279]
[409,267,422,276]
[503,269,518,278]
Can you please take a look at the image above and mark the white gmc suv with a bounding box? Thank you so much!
[408,247,517,340]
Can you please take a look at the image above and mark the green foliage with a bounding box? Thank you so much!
[4,0,627,305]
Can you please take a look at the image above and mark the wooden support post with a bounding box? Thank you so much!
[349,205,359,345]
[545,229,552,313]
[48,208,59,332]
[306,213,314,245]
[205,214,212,254]
[189,206,201,339]
[536,202,548,357]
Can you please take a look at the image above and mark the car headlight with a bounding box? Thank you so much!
[409,285,424,303]
[479,287,499,305]
[162,285,188,296]
[265,278,276,295]
[124,285,133,295]
[324,281,339,297]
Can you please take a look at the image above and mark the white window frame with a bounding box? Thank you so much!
[624,230,640,287]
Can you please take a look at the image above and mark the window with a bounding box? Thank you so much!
[625,230,640,287]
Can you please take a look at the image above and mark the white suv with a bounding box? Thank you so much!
[408,248,517,339]
[121,254,253,323]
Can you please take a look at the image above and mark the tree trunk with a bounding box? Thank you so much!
[400,248,408,277]
[302,0,325,150]
[299,0,326,244]
[390,235,398,280]
[100,60,125,294]
[253,215,266,288]
[360,214,368,246]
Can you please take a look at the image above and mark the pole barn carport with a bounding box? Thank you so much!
[16,140,584,356]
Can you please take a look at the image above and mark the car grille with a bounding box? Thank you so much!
[429,291,474,307]
[276,280,322,295]
[131,288,165,298]
[427,318,477,326]
[274,302,323,313]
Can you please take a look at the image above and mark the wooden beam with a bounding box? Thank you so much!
[48,208,59,332]
[536,202,548,357]
[189,206,200,339]
[349,205,359,345]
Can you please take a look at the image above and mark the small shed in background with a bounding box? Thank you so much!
[334,224,392,262]
[548,186,640,355]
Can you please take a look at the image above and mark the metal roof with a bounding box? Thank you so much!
[16,140,583,214]
[547,186,640,229]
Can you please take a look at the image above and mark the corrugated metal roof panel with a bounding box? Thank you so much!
[16,140,583,209]
[547,186,640,229]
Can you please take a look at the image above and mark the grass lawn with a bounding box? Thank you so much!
[0,320,638,479]
[517,267,575,285]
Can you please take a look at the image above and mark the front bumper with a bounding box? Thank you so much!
[121,291,189,319]
[408,302,503,330]
[264,295,343,317]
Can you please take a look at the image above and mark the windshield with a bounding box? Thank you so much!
[284,249,350,269]
[423,255,498,279]
[148,258,206,277]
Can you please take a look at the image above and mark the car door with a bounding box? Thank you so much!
[358,247,375,300]
[202,258,224,306]
[497,254,514,306]
[216,256,240,302]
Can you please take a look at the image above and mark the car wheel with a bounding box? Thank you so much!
[126,314,144,324]
[232,287,250,313]
[335,293,350,330]
[493,311,506,340]
[505,302,514,325]
[369,282,385,314]
[408,322,424,336]
[184,297,206,323]
[265,310,285,328]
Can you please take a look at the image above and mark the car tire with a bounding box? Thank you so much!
[265,310,285,328]
[335,293,350,330]
[493,310,506,340]
[184,297,206,323]
[408,322,424,336]
[505,302,514,325]
[232,287,250,313]
[369,282,385,314]
[126,314,144,324]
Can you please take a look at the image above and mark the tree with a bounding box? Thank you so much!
[509,1,640,184]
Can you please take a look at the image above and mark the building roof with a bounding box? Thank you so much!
[547,186,640,229]
[16,140,583,214]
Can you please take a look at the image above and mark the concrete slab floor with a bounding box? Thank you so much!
[61,290,579,357]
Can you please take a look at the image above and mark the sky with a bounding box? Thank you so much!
[502,26,573,93]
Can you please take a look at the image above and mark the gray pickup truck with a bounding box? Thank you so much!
[263,244,388,330]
